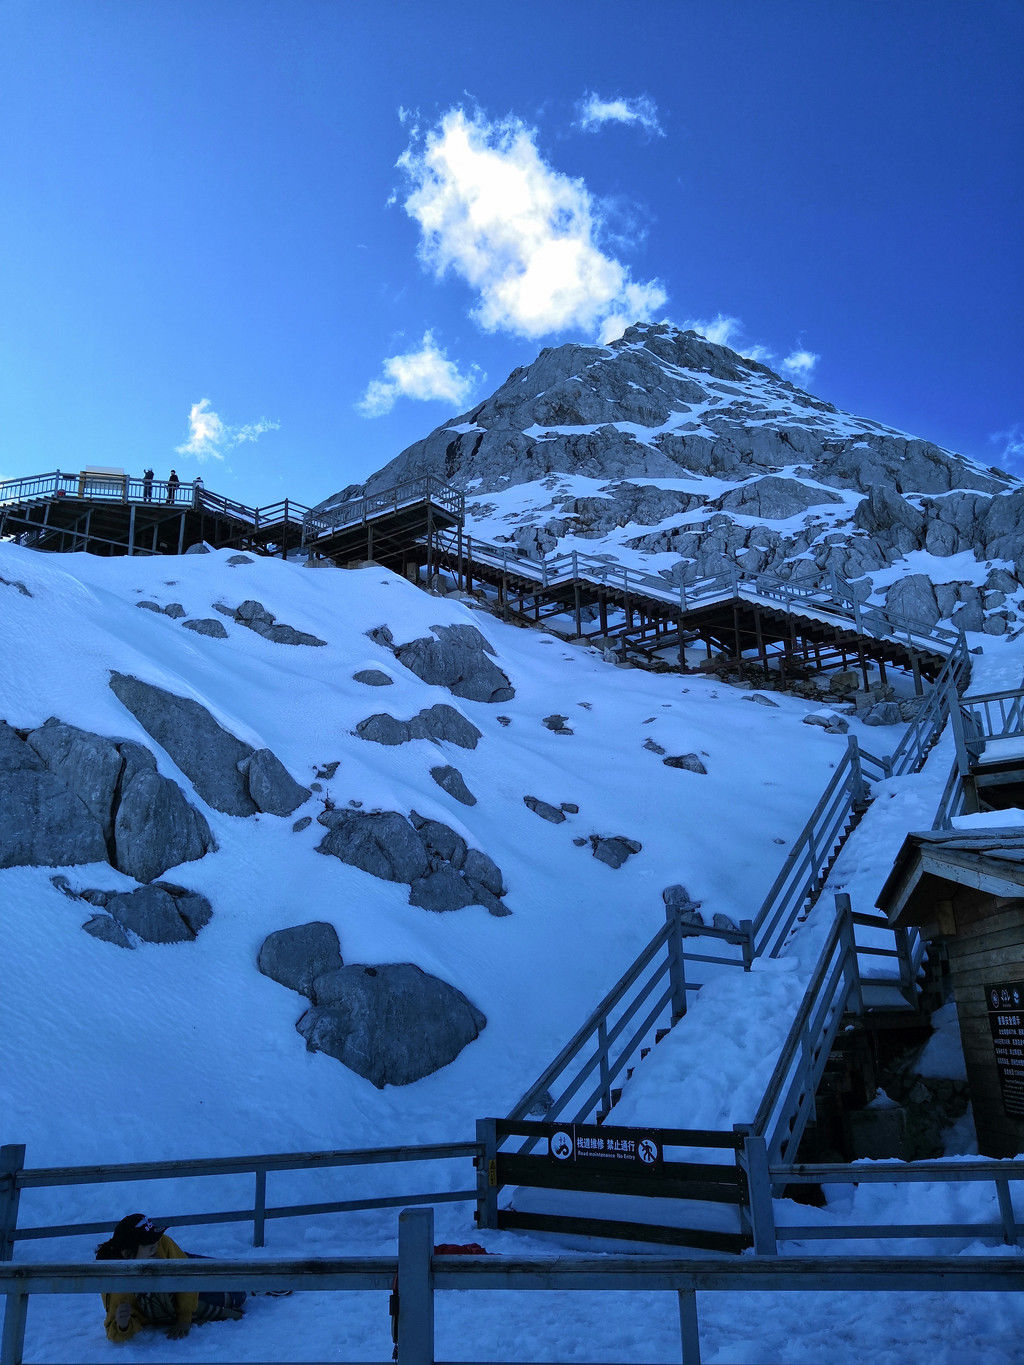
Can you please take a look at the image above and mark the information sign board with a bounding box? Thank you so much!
[545,1122,662,1169]
[985,980,1024,1120]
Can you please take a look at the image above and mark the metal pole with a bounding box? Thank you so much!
[678,1287,702,1365]
[253,1168,267,1248]
[176,511,186,555]
[0,1290,28,1365]
[475,1119,499,1231]
[128,503,136,557]
[0,1146,25,1263]
[995,1178,1018,1246]
[742,1135,777,1255]
[397,1207,434,1365]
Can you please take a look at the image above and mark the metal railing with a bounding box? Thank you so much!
[437,527,962,657]
[0,1141,477,1258]
[506,907,752,1126]
[3,1206,1021,1365]
[303,477,465,545]
[770,1158,1024,1247]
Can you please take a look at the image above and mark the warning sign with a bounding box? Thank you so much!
[985,981,1024,1120]
[544,1122,662,1168]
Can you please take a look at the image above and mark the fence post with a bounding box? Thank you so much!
[846,735,866,807]
[995,1178,1018,1246]
[597,1019,612,1112]
[0,1146,25,1263]
[742,1134,777,1255]
[252,1167,267,1248]
[1,1290,28,1365]
[475,1119,499,1231]
[677,1287,702,1365]
[397,1206,434,1365]
[835,894,864,1015]
[666,909,688,1024]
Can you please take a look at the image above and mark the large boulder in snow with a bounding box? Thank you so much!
[0,722,108,869]
[24,720,123,845]
[297,963,486,1087]
[258,921,344,996]
[221,598,327,647]
[81,882,212,946]
[114,742,216,883]
[109,672,309,817]
[356,704,482,749]
[883,574,941,629]
[430,764,476,806]
[316,809,431,883]
[394,625,514,703]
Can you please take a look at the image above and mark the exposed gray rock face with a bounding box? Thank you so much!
[355,705,482,750]
[743,694,780,707]
[297,963,486,1088]
[242,749,312,817]
[542,714,573,734]
[0,575,31,597]
[394,625,514,702]
[258,921,343,995]
[883,575,940,630]
[185,542,211,554]
[664,754,708,774]
[590,835,642,868]
[317,810,430,883]
[218,598,326,647]
[114,745,216,883]
[183,618,229,638]
[663,884,705,930]
[353,669,394,686]
[109,672,309,817]
[315,321,1021,630]
[0,719,214,881]
[524,796,566,824]
[316,807,508,914]
[802,712,850,735]
[227,554,253,565]
[863,702,904,726]
[79,882,212,946]
[430,765,476,806]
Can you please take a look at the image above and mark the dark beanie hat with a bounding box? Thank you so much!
[110,1214,166,1250]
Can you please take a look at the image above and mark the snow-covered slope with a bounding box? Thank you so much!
[0,541,853,1169]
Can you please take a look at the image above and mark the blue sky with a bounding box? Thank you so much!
[1,0,1021,507]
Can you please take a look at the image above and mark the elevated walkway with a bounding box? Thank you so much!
[437,529,959,683]
[302,477,465,576]
[0,470,308,558]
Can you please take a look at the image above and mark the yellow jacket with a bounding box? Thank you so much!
[102,1233,199,1344]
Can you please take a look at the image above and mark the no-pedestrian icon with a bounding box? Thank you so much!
[550,1130,574,1160]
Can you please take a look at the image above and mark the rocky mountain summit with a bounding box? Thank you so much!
[325,322,1024,635]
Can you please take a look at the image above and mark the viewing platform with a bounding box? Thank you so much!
[302,476,465,577]
[0,469,309,558]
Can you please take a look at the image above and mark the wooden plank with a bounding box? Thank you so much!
[496,1210,749,1255]
[496,1155,745,1205]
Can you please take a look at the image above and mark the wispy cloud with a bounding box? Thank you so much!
[680,315,820,382]
[991,424,1024,469]
[780,349,820,381]
[358,331,481,418]
[397,107,666,343]
[575,92,665,138]
[176,399,279,463]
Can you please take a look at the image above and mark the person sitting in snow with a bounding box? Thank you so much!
[95,1213,246,1343]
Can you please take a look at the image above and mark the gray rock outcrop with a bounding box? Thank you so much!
[589,835,642,869]
[109,673,310,817]
[216,599,326,647]
[393,625,514,702]
[79,882,213,947]
[353,669,394,686]
[316,808,508,914]
[1,718,214,881]
[663,754,708,774]
[258,921,344,995]
[430,765,476,806]
[524,796,566,824]
[183,618,229,638]
[355,704,482,750]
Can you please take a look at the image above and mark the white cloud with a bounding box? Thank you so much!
[358,331,481,418]
[681,314,744,349]
[176,399,279,463]
[780,349,820,381]
[576,93,665,138]
[991,424,1024,468]
[397,108,666,342]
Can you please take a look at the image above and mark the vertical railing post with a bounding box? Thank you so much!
[949,688,971,776]
[0,1146,25,1264]
[0,1290,28,1365]
[597,1019,612,1113]
[397,1206,434,1365]
[666,909,688,1024]
[847,735,866,807]
[835,893,864,1015]
[742,1134,777,1255]
[678,1286,702,1364]
[475,1119,498,1231]
[995,1178,1018,1246]
[253,1167,267,1248]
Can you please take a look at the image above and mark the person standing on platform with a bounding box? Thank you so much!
[142,469,154,502]
[166,469,180,503]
